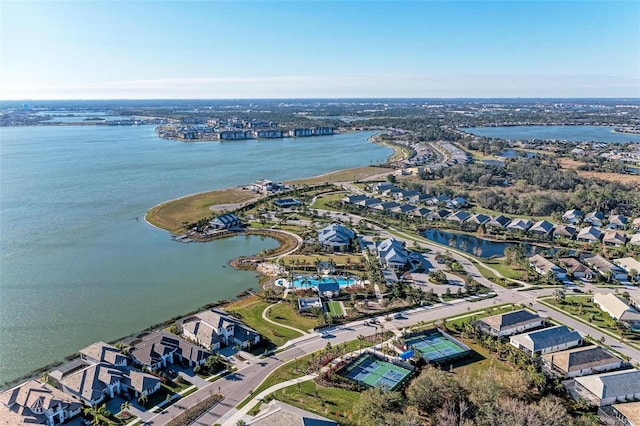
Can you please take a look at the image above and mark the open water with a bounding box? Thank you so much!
[0,125,391,385]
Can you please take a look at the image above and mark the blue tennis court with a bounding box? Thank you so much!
[340,354,412,391]
[404,330,472,363]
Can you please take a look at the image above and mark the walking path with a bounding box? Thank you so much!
[262,302,312,336]
[220,374,318,426]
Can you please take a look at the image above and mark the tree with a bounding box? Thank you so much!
[138,394,148,406]
[353,387,404,425]
[407,366,464,414]
[553,288,566,304]
[120,401,130,412]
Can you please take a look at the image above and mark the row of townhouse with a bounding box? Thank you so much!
[1,309,260,425]
[562,210,640,231]
[528,254,640,284]
[475,310,640,410]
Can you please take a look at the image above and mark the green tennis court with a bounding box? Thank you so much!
[405,330,471,363]
[339,354,412,390]
[325,301,344,317]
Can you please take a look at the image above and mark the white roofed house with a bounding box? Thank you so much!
[608,214,629,229]
[376,238,408,270]
[571,370,640,406]
[446,210,471,225]
[577,226,603,242]
[602,230,627,246]
[593,293,640,329]
[208,213,242,231]
[79,341,128,367]
[631,233,640,246]
[528,254,567,280]
[614,257,640,282]
[509,325,582,356]
[0,380,83,426]
[506,218,533,234]
[553,224,577,240]
[317,223,355,252]
[129,331,212,371]
[486,215,511,230]
[633,217,640,231]
[584,211,605,227]
[562,209,584,225]
[181,309,260,351]
[528,220,555,237]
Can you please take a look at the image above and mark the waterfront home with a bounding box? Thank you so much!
[317,223,355,252]
[250,179,287,194]
[392,204,417,215]
[469,213,491,226]
[528,254,567,280]
[291,128,314,137]
[58,363,125,406]
[577,226,603,242]
[606,402,640,426]
[542,346,623,378]
[274,198,301,208]
[509,325,582,356]
[428,208,451,221]
[129,331,212,370]
[253,129,283,138]
[563,209,584,225]
[79,341,128,367]
[208,213,242,230]
[608,214,629,229]
[313,127,334,135]
[181,309,260,351]
[219,130,249,140]
[559,258,594,281]
[553,224,577,240]
[529,220,555,236]
[571,370,640,406]
[506,218,533,233]
[581,255,628,281]
[475,309,544,337]
[614,257,640,281]
[447,210,471,224]
[584,211,606,227]
[486,215,511,230]
[376,238,408,270]
[298,297,323,313]
[593,293,640,329]
[0,380,82,426]
[603,230,627,246]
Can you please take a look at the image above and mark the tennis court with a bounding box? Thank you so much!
[339,354,412,391]
[405,330,471,363]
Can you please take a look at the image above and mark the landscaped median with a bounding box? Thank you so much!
[163,392,224,426]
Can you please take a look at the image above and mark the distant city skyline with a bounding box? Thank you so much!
[1,0,639,99]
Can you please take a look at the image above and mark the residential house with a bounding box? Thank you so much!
[208,213,241,230]
[542,346,623,377]
[577,226,603,242]
[248,400,339,426]
[554,224,578,240]
[582,255,628,281]
[469,213,491,226]
[446,197,467,209]
[369,182,393,194]
[593,293,640,329]
[391,204,417,215]
[318,281,340,298]
[393,189,420,201]
[376,238,408,270]
[584,211,606,227]
[382,269,399,285]
[343,194,367,205]
[631,234,640,247]
[298,297,323,313]
[0,380,82,426]
[603,231,627,246]
[476,310,544,337]
[374,201,400,212]
[317,223,355,252]
[427,194,450,206]
[410,207,432,218]
[429,209,451,221]
[181,309,260,351]
[528,254,567,280]
[563,209,584,225]
[572,370,640,406]
[509,325,582,356]
[359,197,383,209]
[79,342,128,367]
[274,198,301,208]
[608,401,640,426]
[129,331,212,370]
[58,363,125,406]
[486,215,511,230]
[407,193,431,204]
[630,296,640,311]
[317,261,336,276]
[633,218,640,231]
[529,220,555,236]
[615,258,640,281]
[250,179,286,194]
[447,210,471,224]
[608,214,629,229]
[559,258,594,281]
[507,218,533,233]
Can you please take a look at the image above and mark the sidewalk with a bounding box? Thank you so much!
[219,374,318,426]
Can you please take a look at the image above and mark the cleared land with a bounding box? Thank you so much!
[285,166,391,186]
[559,158,640,189]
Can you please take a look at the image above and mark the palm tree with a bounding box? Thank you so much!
[138,394,148,407]
[120,401,130,412]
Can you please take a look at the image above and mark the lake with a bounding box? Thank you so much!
[0,125,391,385]
[463,125,640,143]
[422,229,534,258]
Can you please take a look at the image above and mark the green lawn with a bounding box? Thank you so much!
[326,301,345,317]
[268,302,320,332]
[225,296,303,346]
[451,338,513,377]
[482,259,524,280]
[272,380,362,425]
[310,192,347,210]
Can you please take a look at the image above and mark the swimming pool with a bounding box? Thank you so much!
[275,275,359,289]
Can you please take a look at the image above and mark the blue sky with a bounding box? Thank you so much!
[1,0,639,99]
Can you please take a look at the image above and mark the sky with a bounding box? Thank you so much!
[1,0,639,99]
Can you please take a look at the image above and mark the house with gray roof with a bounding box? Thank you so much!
[298,297,322,313]
[469,213,491,226]
[447,210,471,224]
[553,224,577,239]
[572,369,640,406]
[429,209,451,221]
[317,223,355,252]
[603,230,627,246]
[58,363,125,406]
[249,399,339,426]
[582,255,628,281]
[507,218,533,233]
[529,220,555,236]
[528,254,567,280]
[208,213,241,230]
[510,325,582,356]
[542,346,623,378]
[374,201,400,211]
[318,281,340,298]
[486,215,511,230]
[562,209,584,225]
[608,214,629,229]
[376,238,408,270]
[476,309,544,337]
[410,207,432,218]
[559,258,594,281]
[0,380,82,426]
[343,194,367,205]
[577,226,603,242]
[391,204,417,215]
[181,309,260,351]
[79,342,128,367]
[359,197,382,208]
[129,331,212,370]
[584,211,606,227]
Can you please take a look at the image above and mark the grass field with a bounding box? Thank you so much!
[326,301,345,317]
[146,187,257,233]
[311,192,347,210]
[483,259,524,280]
[285,166,391,186]
[268,302,320,332]
[225,296,302,346]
